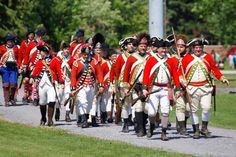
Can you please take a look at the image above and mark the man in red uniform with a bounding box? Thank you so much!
[69,29,87,57]
[142,37,180,140]
[30,45,64,126]
[0,34,21,106]
[115,36,135,130]
[123,32,150,137]
[180,38,229,139]
[169,34,190,135]
[19,29,35,102]
[70,46,104,128]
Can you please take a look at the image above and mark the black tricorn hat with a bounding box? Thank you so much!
[151,37,172,48]
[26,29,35,38]
[37,45,50,53]
[187,38,209,47]
[5,34,15,42]
[76,29,85,37]
[35,28,46,36]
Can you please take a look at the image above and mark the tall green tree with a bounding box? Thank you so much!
[192,0,236,45]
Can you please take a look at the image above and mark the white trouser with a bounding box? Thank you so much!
[176,94,190,121]
[76,86,95,115]
[105,86,113,112]
[57,80,71,111]
[120,88,132,119]
[148,86,170,117]
[38,82,56,105]
[189,87,212,124]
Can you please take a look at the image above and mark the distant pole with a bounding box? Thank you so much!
[149,0,164,38]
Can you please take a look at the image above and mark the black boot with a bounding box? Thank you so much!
[55,108,60,121]
[192,124,200,139]
[77,115,82,126]
[179,121,188,135]
[81,114,89,128]
[47,102,55,127]
[9,83,16,105]
[161,128,169,141]
[3,84,10,107]
[201,121,212,138]
[176,117,180,133]
[121,118,129,133]
[127,114,134,126]
[135,112,145,137]
[101,112,107,124]
[40,105,47,126]
[65,111,71,122]
[147,123,155,138]
[91,116,99,127]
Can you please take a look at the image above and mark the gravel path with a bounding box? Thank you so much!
[0,85,236,157]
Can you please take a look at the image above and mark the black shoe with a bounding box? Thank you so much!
[40,118,47,126]
[91,116,99,127]
[55,108,60,121]
[161,132,169,141]
[65,111,71,122]
[192,124,200,139]
[147,123,155,138]
[201,121,212,138]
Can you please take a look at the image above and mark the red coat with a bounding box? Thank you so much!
[101,60,113,87]
[180,53,223,86]
[143,55,180,91]
[31,57,64,83]
[115,51,130,82]
[69,42,87,57]
[123,53,149,85]
[70,58,103,89]
[23,41,54,69]
[49,56,65,83]
[0,45,21,67]
[19,39,34,66]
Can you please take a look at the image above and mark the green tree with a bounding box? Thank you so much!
[192,0,236,45]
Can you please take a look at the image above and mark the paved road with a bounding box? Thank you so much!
[0,84,236,157]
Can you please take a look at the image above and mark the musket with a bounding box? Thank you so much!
[18,71,26,89]
[131,88,163,106]
[171,27,195,123]
[121,69,143,103]
[211,74,216,115]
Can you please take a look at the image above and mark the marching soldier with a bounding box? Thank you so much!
[142,37,180,140]
[56,42,72,122]
[123,32,150,137]
[30,45,64,126]
[19,29,35,102]
[180,38,229,139]
[23,28,52,106]
[0,34,21,106]
[70,46,104,128]
[69,29,87,57]
[115,36,136,131]
[101,49,117,123]
[169,34,190,135]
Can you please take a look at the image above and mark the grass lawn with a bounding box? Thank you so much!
[169,93,236,129]
[214,74,236,87]
[0,119,194,157]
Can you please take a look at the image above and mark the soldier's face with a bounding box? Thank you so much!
[138,44,147,54]
[126,43,134,52]
[63,47,70,55]
[109,54,117,63]
[157,47,168,57]
[6,40,14,48]
[28,33,35,41]
[176,44,186,54]
[40,50,46,58]
[77,36,83,43]
[193,45,203,56]
[95,48,102,55]
[82,53,88,61]
[151,46,158,53]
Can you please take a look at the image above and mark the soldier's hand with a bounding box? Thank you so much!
[99,86,104,93]
[175,91,181,99]
[29,78,34,84]
[18,68,22,74]
[222,78,229,86]
[143,90,148,97]
[71,90,76,96]
[124,89,129,96]
[60,84,65,89]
